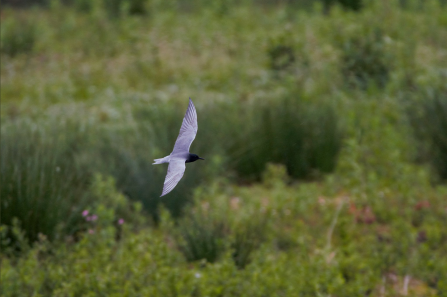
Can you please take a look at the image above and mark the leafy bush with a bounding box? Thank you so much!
[88,173,146,227]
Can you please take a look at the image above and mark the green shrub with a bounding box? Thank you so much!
[261,163,289,188]
[88,173,146,227]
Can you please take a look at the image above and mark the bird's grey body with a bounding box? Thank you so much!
[153,98,204,197]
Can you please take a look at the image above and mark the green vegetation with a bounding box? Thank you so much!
[1,0,447,295]
[0,121,91,243]
[407,86,447,180]
[0,14,37,57]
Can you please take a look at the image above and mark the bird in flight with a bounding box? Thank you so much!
[153,98,204,197]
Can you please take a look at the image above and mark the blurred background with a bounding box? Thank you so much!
[1,0,447,296]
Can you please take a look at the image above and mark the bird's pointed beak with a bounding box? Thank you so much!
[199,157,205,160]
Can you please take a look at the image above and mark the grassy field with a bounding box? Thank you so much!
[1,0,447,296]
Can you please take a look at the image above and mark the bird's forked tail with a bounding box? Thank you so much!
[153,156,170,165]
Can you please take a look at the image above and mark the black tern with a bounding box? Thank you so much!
[153,98,204,197]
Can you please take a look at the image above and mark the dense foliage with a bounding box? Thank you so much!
[1,0,447,296]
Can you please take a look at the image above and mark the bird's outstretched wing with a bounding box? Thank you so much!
[172,98,198,154]
[160,159,186,197]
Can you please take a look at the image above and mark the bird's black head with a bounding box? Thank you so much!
[186,153,205,163]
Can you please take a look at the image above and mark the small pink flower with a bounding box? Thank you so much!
[118,218,124,225]
[86,216,92,221]
[82,210,89,217]
[88,229,95,234]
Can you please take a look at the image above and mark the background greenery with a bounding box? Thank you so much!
[1,0,447,296]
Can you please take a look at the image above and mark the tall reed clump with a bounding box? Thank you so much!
[0,121,92,244]
[175,206,266,268]
[408,87,447,181]
[227,94,343,181]
[176,213,227,263]
[231,219,266,269]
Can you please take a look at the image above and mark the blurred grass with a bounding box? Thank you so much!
[1,0,447,295]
